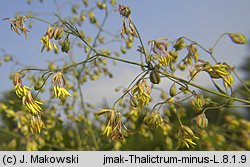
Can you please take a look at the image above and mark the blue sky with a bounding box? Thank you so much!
[0,0,250,104]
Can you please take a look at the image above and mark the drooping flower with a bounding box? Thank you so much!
[30,114,45,133]
[143,111,163,128]
[13,72,29,98]
[178,125,199,148]
[187,44,199,63]
[4,16,29,39]
[52,72,71,99]
[158,52,175,66]
[192,95,205,110]
[116,5,138,39]
[22,91,43,115]
[95,108,132,141]
[132,80,151,106]
[40,35,52,52]
[15,85,30,98]
[203,63,234,88]
[40,26,61,52]
[148,38,177,66]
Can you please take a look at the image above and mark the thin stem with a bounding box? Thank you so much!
[152,91,182,111]
[27,16,52,25]
[211,33,228,50]
[20,68,51,73]
[159,71,250,105]
[77,80,85,111]
[232,69,250,93]
[98,53,147,68]
[112,70,149,108]
[176,107,183,126]
[181,36,218,63]
[131,21,148,64]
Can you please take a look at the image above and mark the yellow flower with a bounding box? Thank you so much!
[178,125,199,148]
[52,72,71,99]
[102,125,113,137]
[53,85,71,98]
[143,111,163,128]
[15,85,30,98]
[223,74,234,88]
[53,42,58,54]
[30,114,45,133]
[95,108,131,141]
[132,80,151,106]
[188,44,199,62]
[158,52,174,66]
[203,63,234,88]
[204,63,229,79]
[13,72,29,98]
[40,35,52,52]
[4,16,29,39]
[192,95,205,110]
[22,91,43,115]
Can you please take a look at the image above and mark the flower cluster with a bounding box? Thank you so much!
[117,5,138,39]
[4,16,29,39]
[30,114,45,133]
[203,63,234,88]
[178,125,199,148]
[132,80,151,106]
[13,73,44,133]
[95,108,132,141]
[192,95,205,111]
[13,72,29,98]
[148,38,178,66]
[40,26,64,52]
[143,111,163,128]
[52,72,71,99]
[22,91,43,115]
[187,44,199,63]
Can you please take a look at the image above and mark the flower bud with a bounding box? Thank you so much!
[196,113,208,130]
[4,55,13,62]
[46,26,54,39]
[179,62,186,71]
[53,27,64,40]
[149,70,161,84]
[192,95,205,110]
[174,38,186,51]
[169,83,177,97]
[119,5,131,18]
[126,40,133,49]
[61,37,70,53]
[169,50,178,61]
[128,36,134,42]
[96,2,106,9]
[229,33,247,44]
[34,78,44,90]
[181,126,195,136]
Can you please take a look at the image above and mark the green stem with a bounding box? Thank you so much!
[232,69,250,93]
[131,21,148,64]
[159,71,250,105]
[211,33,228,50]
[98,53,147,68]
[27,16,52,25]
[182,36,218,63]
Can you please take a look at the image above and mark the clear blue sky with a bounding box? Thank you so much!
[0,0,250,104]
